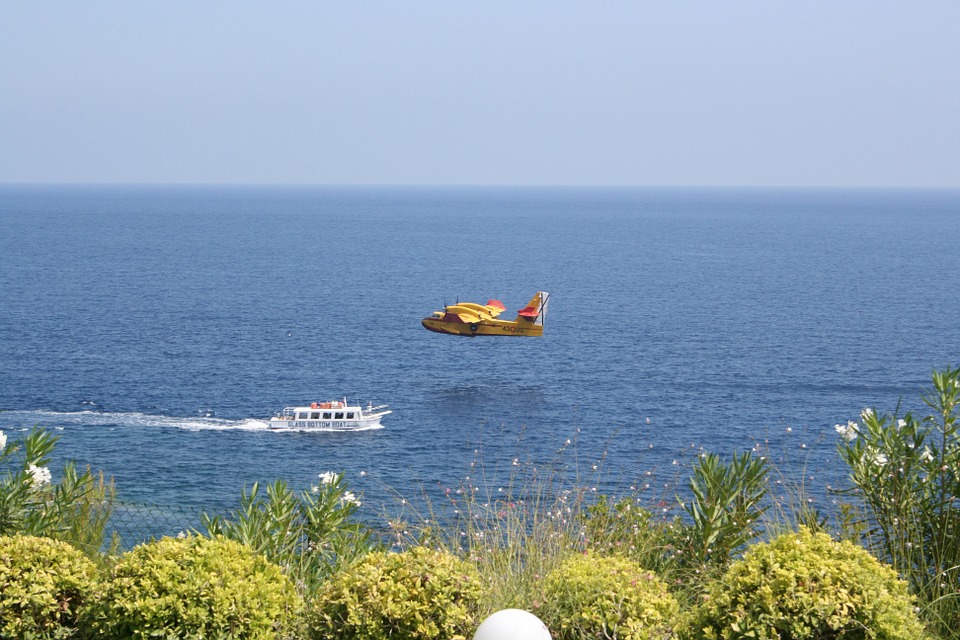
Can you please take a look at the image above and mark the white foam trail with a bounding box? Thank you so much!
[0,410,271,432]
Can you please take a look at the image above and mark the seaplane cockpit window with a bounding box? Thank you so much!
[323,412,332,419]
[346,412,355,419]
[311,412,320,420]
[335,412,344,420]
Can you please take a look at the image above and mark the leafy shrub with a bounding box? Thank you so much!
[582,496,680,578]
[85,534,302,639]
[679,451,767,569]
[836,367,960,634]
[0,534,97,639]
[688,527,926,640]
[0,429,115,554]
[536,553,680,640]
[309,546,483,640]
[203,473,375,595]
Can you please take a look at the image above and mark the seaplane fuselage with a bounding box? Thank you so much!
[421,292,549,337]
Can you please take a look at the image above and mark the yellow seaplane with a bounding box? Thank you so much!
[421,291,550,337]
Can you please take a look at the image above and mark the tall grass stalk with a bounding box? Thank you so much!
[388,452,590,614]
[385,436,779,614]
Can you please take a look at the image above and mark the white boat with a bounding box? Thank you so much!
[269,399,390,432]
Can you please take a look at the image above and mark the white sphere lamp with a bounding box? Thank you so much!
[474,609,551,640]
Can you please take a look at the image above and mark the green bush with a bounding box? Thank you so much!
[688,527,927,640]
[583,496,676,572]
[0,429,115,554]
[309,546,483,640]
[536,553,680,640]
[680,451,768,570]
[0,534,97,639]
[85,534,302,639]
[836,367,960,635]
[203,474,375,595]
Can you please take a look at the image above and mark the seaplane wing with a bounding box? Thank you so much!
[442,300,506,320]
[421,292,548,337]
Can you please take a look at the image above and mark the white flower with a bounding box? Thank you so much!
[0,430,6,451]
[897,419,907,429]
[868,450,888,467]
[835,421,859,442]
[27,464,51,488]
[861,407,874,420]
[341,491,361,506]
[359,470,366,476]
[920,447,935,463]
[318,471,337,485]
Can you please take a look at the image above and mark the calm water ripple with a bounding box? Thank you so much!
[2,185,959,529]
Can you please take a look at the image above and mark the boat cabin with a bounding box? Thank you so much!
[280,404,357,421]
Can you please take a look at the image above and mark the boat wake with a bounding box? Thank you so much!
[0,410,271,432]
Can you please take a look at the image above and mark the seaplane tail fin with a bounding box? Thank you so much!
[516,291,549,326]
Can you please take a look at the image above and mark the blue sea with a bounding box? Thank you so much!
[2,185,959,536]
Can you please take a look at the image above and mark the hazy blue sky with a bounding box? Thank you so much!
[2,2,958,187]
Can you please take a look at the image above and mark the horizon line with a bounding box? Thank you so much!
[2,181,959,191]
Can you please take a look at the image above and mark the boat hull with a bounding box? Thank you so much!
[421,318,543,336]
[268,415,387,431]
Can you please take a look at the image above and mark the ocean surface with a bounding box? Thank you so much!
[2,185,959,537]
